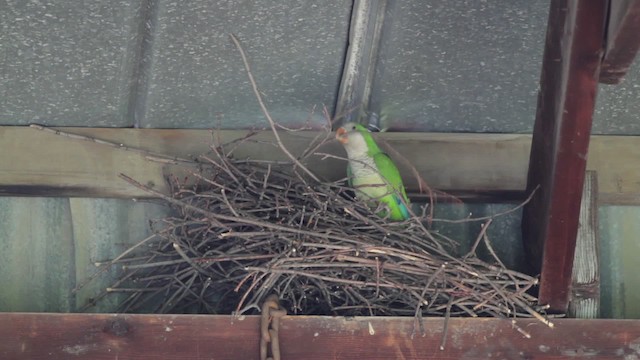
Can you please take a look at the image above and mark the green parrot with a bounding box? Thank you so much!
[335,122,410,221]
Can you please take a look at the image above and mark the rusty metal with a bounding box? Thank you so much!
[260,294,287,360]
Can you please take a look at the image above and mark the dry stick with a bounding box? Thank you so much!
[298,106,338,162]
[439,296,454,351]
[464,219,493,258]
[228,34,320,183]
[120,173,387,246]
[113,156,543,319]
[431,185,540,224]
[72,232,163,293]
[411,263,447,338]
[482,232,507,270]
[29,124,194,163]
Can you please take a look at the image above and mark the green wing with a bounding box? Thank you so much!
[373,152,409,203]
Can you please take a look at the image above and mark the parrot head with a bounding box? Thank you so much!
[335,122,371,157]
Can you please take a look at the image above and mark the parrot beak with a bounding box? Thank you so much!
[336,127,348,144]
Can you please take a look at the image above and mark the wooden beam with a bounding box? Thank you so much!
[568,171,600,318]
[599,0,640,84]
[2,313,640,359]
[1,127,640,203]
[522,0,607,313]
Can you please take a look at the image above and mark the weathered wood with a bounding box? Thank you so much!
[2,126,640,203]
[568,171,600,318]
[599,0,640,84]
[2,313,640,359]
[522,0,607,313]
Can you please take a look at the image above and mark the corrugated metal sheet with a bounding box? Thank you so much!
[371,1,549,133]
[0,1,141,126]
[594,59,640,134]
[142,0,352,129]
[0,197,75,312]
[0,197,168,313]
[599,206,640,319]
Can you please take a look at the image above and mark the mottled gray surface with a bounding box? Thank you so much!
[372,0,548,133]
[0,1,142,126]
[593,55,640,134]
[2,0,639,134]
[141,0,351,129]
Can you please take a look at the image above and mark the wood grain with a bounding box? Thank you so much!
[1,126,640,203]
[569,171,600,318]
[521,0,607,312]
[2,313,640,359]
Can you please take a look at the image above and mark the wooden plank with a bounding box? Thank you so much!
[599,0,640,84]
[1,126,640,203]
[568,171,600,318]
[521,0,608,313]
[2,313,640,359]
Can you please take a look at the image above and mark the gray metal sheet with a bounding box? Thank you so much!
[142,0,351,129]
[593,55,640,135]
[0,1,141,127]
[371,1,549,133]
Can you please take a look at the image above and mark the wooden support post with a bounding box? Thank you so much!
[599,0,640,84]
[521,0,607,313]
[568,171,600,318]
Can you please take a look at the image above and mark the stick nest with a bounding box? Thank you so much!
[91,136,544,325]
[84,36,548,327]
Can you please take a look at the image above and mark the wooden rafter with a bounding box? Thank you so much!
[2,313,640,359]
[2,127,640,204]
[600,0,640,84]
[522,0,608,313]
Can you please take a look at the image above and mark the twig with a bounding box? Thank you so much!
[228,34,320,182]
[29,124,194,163]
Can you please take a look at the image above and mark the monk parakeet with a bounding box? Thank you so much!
[335,122,410,221]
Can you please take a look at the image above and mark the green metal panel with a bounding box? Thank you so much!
[0,197,75,312]
[0,197,169,313]
[70,198,169,313]
[599,206,640,319]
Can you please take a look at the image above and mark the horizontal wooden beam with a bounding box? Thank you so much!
[599,0,640,84]
[2,313,640,359]
[1,126,639,204]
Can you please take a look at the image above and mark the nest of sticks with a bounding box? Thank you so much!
[83,127,548,330]
[109,152,541,319]
[82,35,552,333]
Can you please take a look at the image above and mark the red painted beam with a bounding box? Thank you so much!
[2,313,640,359]
[600,0,640,84]
[521,0,607,313]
